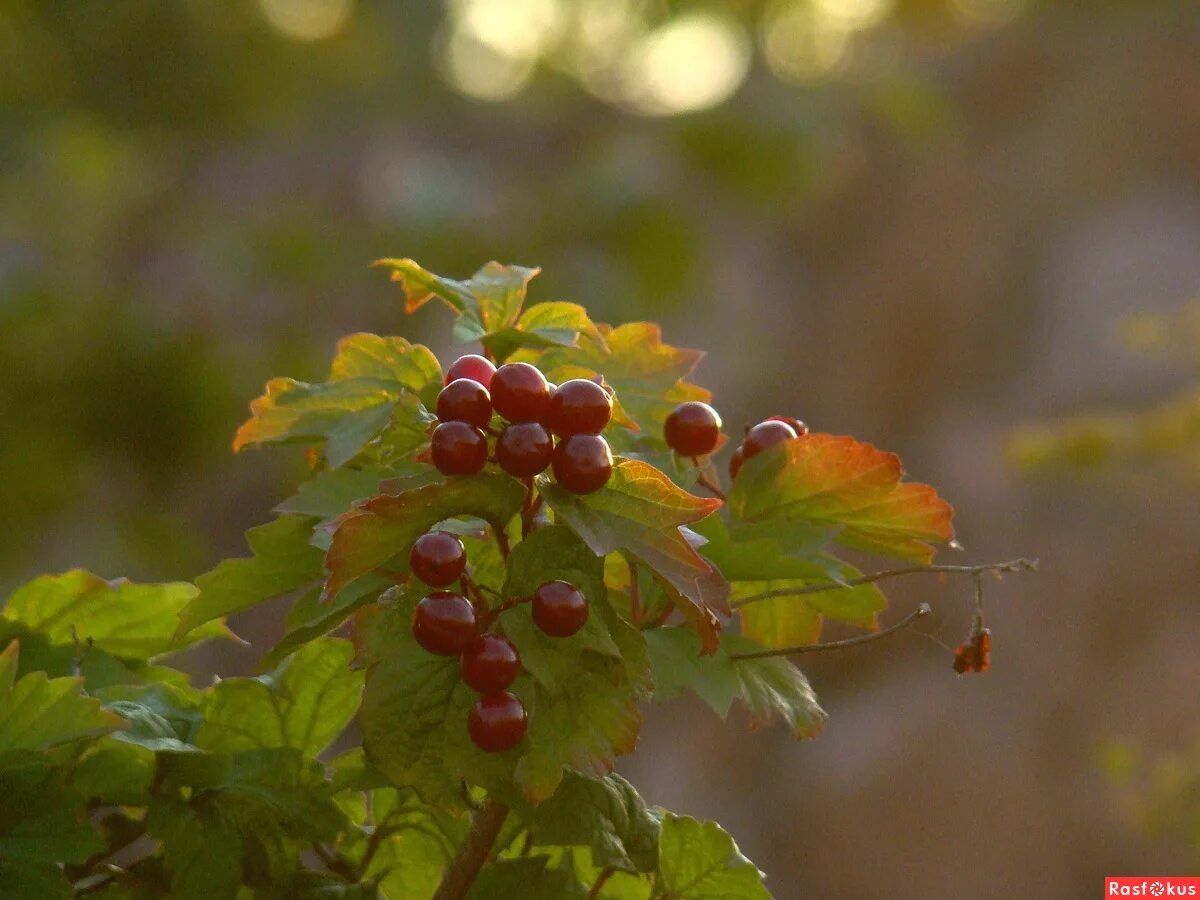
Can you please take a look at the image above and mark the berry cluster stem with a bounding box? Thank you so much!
[690,457,727,501]
[432,798,509,900]
[729,603,933,660]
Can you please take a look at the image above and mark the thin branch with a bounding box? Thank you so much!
[312,843,358,882]
[432,798,509,900]
[729,603,933,660]
[355,824,390,881]
[589,866,617,899]
[730,558,1037,609]
[494,527,511,560]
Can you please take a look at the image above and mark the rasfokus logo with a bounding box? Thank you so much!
[1106,878,1200,897]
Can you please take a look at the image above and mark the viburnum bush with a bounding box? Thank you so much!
[0,259,1032,899]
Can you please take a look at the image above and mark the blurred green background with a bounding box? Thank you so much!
[3,0,1199,895]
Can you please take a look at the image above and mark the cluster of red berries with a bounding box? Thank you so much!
[430,354,615,494]
[727,416,808,479]
[407,529,591,753]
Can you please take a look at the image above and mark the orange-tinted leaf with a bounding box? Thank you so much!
[323,473,526,602]
[728,433,955,564]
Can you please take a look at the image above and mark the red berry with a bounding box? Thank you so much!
[551,434,613,495]
[664,402,722,457]
[431,421,488,476]
[461,634,521,694]
[765,415,809,436]
[729,444,745,479]
[490,362,551,423]
[445,354,496,389]
[436,378,492,429]
[467,691,528,753]
[410,531,466,586]
[743,420,798,461]
[412,592,477,656]
[546,379,612,437]
[495,422,553,477]
[532,580,589,637]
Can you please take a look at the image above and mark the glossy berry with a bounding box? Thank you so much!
[743,420,798,461]
[467,691,528,753]
[436,378,492,429]
[409,531,466,587]
[490,362,552,423]
[729,444,745,480]
[412,592,477,656]
[444,354,496,389]
[546,379,612,437]
[532,580,589,637]
[430,421,488,476]
[495,422,553,477]
[551,434,613,495]
[664,401,722,457]
[461,634,521,694]
[765,415,809,436]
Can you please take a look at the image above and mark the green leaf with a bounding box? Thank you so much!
[526,322,708,445]
[324,473,526,602]
[0,666,124,754]
[147,794,243,900]
[482,301,603,362]
[498,527,622,694]
[378,258,540,343]
[467,856,586,899]
[519,772,660,873]
[198,637,362,757]
[178,514,324,640]
[725,636,826,739]
[0,759,103,864]
[656,814,770,899]
[0,640,16,691]
[537,460,727,650]
[101,681,203,751]
[263,576,389,671]
[643,628,739,718]
[0,862,73,900]
[275,465,419,520]
[728,433,955,565]
[356,589,516,810]
[3,570,229,661]
[233,333,440,467]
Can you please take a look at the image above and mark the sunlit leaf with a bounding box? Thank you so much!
[197,637,362,757]
[4,570,229,661]
[482,301,605,362]
[656,814,769,899]
[728,433,955,564]
[0,653,124,753]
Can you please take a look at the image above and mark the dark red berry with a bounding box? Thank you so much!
[551,434,613,494]
[490,362,551,423]
[664,401,722,457]
[467,691,528,753]
[532,580,589,637]
[546,379,612,437]
[412,592,477,656]
[729,444,745,479]
[431,421,488,476]
[409,531,466,586]
[495,422,553,477]
[436,378,492,429]
[743,420,798,461]
[445,354,496,389]
[764,415,809,436]
[461,634,521,694]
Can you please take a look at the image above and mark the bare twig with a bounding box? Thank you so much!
[730,558,1037,610]
[312,843,357,882]
[432,798,509,900]
[690,457,727,501]
[729,602,933,660]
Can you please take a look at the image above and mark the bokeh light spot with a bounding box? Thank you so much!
[259,0,354,42]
